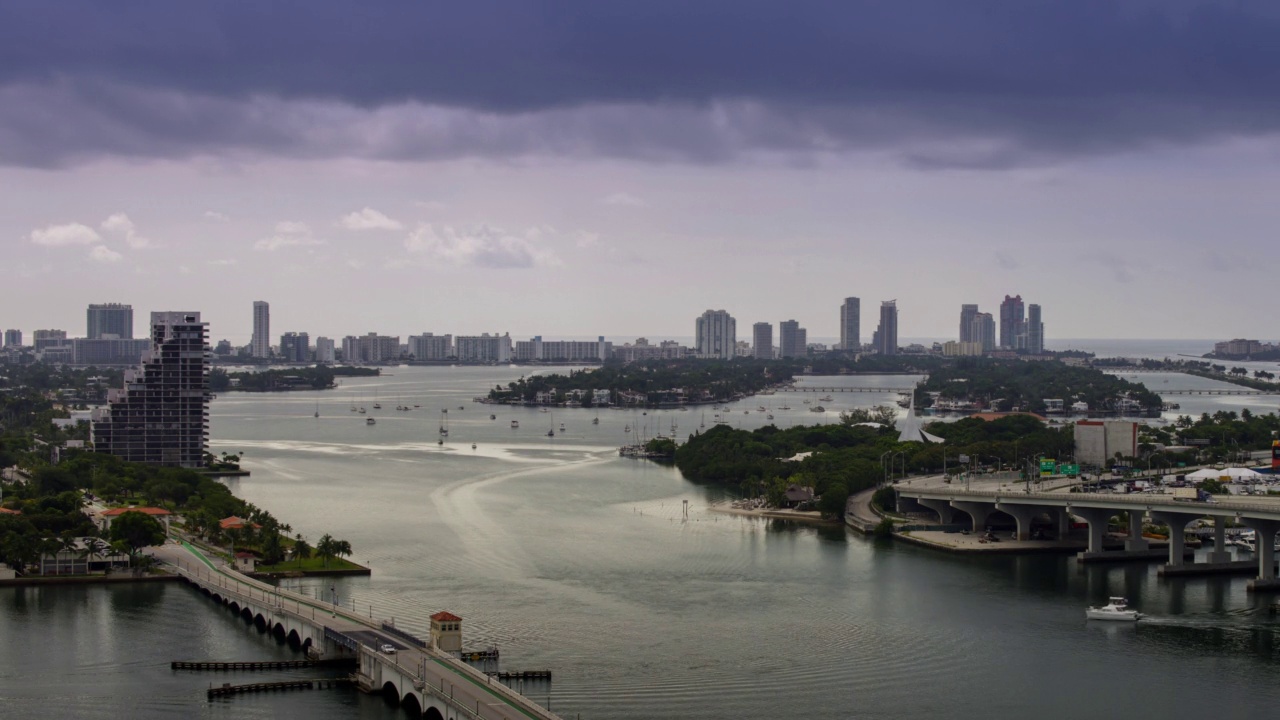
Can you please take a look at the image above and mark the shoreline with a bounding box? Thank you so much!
[708,503,837,525]
[0,572,181,587]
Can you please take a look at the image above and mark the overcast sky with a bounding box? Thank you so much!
[3,1,1279,345]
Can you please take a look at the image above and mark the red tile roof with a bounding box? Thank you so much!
[0,507,20,515]
[431,611,462,622]
[234,552,257,559]
[102,506,171,517]
[219,516,260,530]
[972,412,1047,422]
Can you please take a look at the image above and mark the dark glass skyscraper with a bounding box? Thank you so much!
[839,297,860,351]
[876,301,898,355]
[92,312,209,468]
[999,295,1025,349]
[959,304,979,343]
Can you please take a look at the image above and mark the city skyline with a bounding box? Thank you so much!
[4,4,1280,341]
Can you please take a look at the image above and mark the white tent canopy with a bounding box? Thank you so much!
[1187,467,1263,480]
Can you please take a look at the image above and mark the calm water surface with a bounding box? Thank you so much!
[5,365,1280,719]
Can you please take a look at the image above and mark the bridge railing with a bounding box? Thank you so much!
[381,622,428,649]
[898,487,1280,517]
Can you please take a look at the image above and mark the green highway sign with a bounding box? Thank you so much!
[1059,464,1079,477]
[1040,459,1057,476]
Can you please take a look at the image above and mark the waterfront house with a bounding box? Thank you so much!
[99,506,172,532]
[234,552,258,572]
[782,485,815,508]
[38,537,129,575]
[219,515,261,531]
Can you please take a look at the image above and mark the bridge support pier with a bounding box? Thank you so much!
[1126,512,1149,552]
[1055,509,1071,539]
[1150,511,1201,568]
[995,503,1044,541]
[1209,516,1232,564]
[1242,519,1280,591]
[1072,508,1113,556]
[917,498,956,525]
[950,501,995,533]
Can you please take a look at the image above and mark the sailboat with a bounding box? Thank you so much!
[314,401,320,418]
[439,409,449,437]
[372,391,381,410]
[547,412,556,437]
[700,412,706,428]
[592,410,599,425]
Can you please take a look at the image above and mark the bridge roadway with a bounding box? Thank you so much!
[777,386,916,393]
[152,540,561,720]
[896,477,1280,590]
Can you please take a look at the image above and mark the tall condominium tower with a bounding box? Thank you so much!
[999,295,1025,350]
[972,312,996,353]
[314,336,336,363]
[876,301,898,355]
[695,309,736,360]
[839,297,860,351]
[1027,304,1044,354]
[279,332,310,362]
[3,329,21,347]
[752,322,774,360]
[92,312,210,468]
[87,303,134,339]
[959,304,979,343]
[779,320,808,358]
[251,301,270,358]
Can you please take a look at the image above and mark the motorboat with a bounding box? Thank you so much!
[366,417,376,426]
[1086,597,1141,622]
[510,420,519,428]
[490,414,496,420]
[472,443,477,450]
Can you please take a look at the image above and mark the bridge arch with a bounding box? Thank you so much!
[381,681,401,707]
[229,601,240,613]
[240,606,253,621]
[424,707,445,720]
[253,613,267,631]
[272,622,286,641]
[401,691,423,717]
[287,629,302,648]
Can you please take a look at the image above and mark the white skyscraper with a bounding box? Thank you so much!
[695,309,736,360]
[839,297,860,351]
[251,300,270,358]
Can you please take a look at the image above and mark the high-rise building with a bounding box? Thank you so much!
[314,336,336,363]
[999,295,1025,350]
[33,329,68,352]
[279,332,310,363]
[87,303,134,339]
[839,297,860,351]
[251,301,270,358]
[3,329,21,347]
[959,304,979,343]
[1027,304,1044,354]
[876,301,898,355]
[971,312,996,353]
[409,333,454,361]
[92,312,209,468]
[695,310,736,360]
[455,333,512,363]
[71,338,150,365]
[779,320,807,358]
[752,322,773,359]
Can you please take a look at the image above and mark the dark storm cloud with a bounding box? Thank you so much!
[3,0,1280,167]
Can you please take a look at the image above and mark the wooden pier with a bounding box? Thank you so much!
[207,677,353,698]
[174,658,355,671]
[486,670,552,680]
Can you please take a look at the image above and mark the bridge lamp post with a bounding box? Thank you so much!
[880,451,893,486]
[893,451,906,482]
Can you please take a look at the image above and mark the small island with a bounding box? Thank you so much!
[209,365,380,393]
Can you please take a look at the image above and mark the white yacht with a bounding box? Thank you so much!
[510,420,519,428]
[1086,597,1141,622]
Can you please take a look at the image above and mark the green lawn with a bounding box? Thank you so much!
[255,556,364,573]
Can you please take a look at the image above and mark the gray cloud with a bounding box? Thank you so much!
[4,1,1280,168]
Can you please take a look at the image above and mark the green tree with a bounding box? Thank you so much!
[108,511,167,566]
[315,534,336,568]
[292,535,312,561]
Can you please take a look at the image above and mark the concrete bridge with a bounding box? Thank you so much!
[896,484,1280,591]
[155,541,561,720]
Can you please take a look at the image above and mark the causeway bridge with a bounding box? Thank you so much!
[896,482,1280,590]
[154,541,561,720]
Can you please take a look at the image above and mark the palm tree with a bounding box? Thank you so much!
[315,534,336,568]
